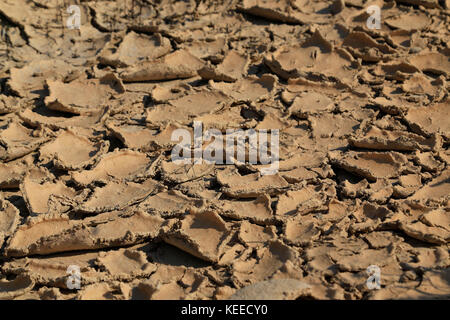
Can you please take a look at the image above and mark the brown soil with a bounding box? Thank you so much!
[0,0,449,300]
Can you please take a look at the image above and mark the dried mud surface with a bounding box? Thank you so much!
[0,0,449,300]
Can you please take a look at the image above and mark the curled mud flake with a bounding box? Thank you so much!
[5,214,74,257]
[349,126,442,151]
[370,268,450,299]
[182,37,227,61]
[89,0,157,32]
[146,104,190,126]
[363,231,402,249]
[408,169,450,203]
[373,61,420,80]
[76,283,120,300]
[71,150,154,186]
[330,151,408,181]
[0,275,35,300]
[414,151,444,172]
[350,202,392,233]
[99,32,171,67]
[0,120,49,161]
[229,278,310,300]
[120,49,205,82]
[0,95,19,115]
[288,91,334,118]
[45,74,125,114]
[147,90,228,126]
[276,186,328,217]
[161,161,215,184]
[404,101,450,139]
[170,89,230,117]
[8,60,78,99]
[76,179,161,214]
[369,96,415,115]
[310,113,360,138]
[232,240,298,286]
[2,252,106,289]
[7,210,163,257]
[0,162,27,189]
[401,74,445,96]
[19,107,108,130]
[333,247,394,272]
[217,195,274,225]
[238,220,277,247]
[195,107,246,131]
[96,249,156,279]
[106,122,158,150]
[238,0,332,24]
[342,31,395,62]
[237,0,303,23]
[20,176,77,215]
[284,217,321,246]
[399,220,449,245]
[385,12,430,31]
[210,74,276,103]
[407,247,449,269]
[265,31,357,84]
[163,209,231,263]
[130,279,186,300]
[217,168,289,198]
[39,129,108,170]
[150,83,192,104]
[138,190,203,218]
[408,51,450,76]
[0,197,20,247]
[199,50,249,82]
[420,209,450,231]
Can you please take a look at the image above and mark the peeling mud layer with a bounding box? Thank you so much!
[0,0,449,300]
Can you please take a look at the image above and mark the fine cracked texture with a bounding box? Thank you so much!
[0,0,449,300]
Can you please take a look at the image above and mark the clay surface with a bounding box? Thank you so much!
[0,0,449,300]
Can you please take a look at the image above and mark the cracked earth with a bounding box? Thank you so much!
[0,0,449,300]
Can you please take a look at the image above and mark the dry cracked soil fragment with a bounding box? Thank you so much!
[5,210,164,257]
[20,175,77,215]
[45,74,125,114]
[96,249,156,280]
[19,107,108,130]
[138,190,203,218]
[408,169,450,204]
[100,32,172,67]
[71,149,156,186]
[0,275,35,300]
[39,129,109,170]
[232,240,298,286]
[76,178,162,214]
[217,168,289,198]
[163,210,231,263]
[404,100,450,139]
[331,151,409,181]
[265,31,357,85]
[120,50,205,82]
[2,0,450,301]
[216,195,274,225]
[210,74,276,102]
[0,120,49,161]
[8,60,78,99]
[146,90,229,126]
[198,50,249,82]
[160,161,215,184]
[349,126,441,151]
[0,197,20,248]
[408,51,450,76]
[229,278,310,300]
